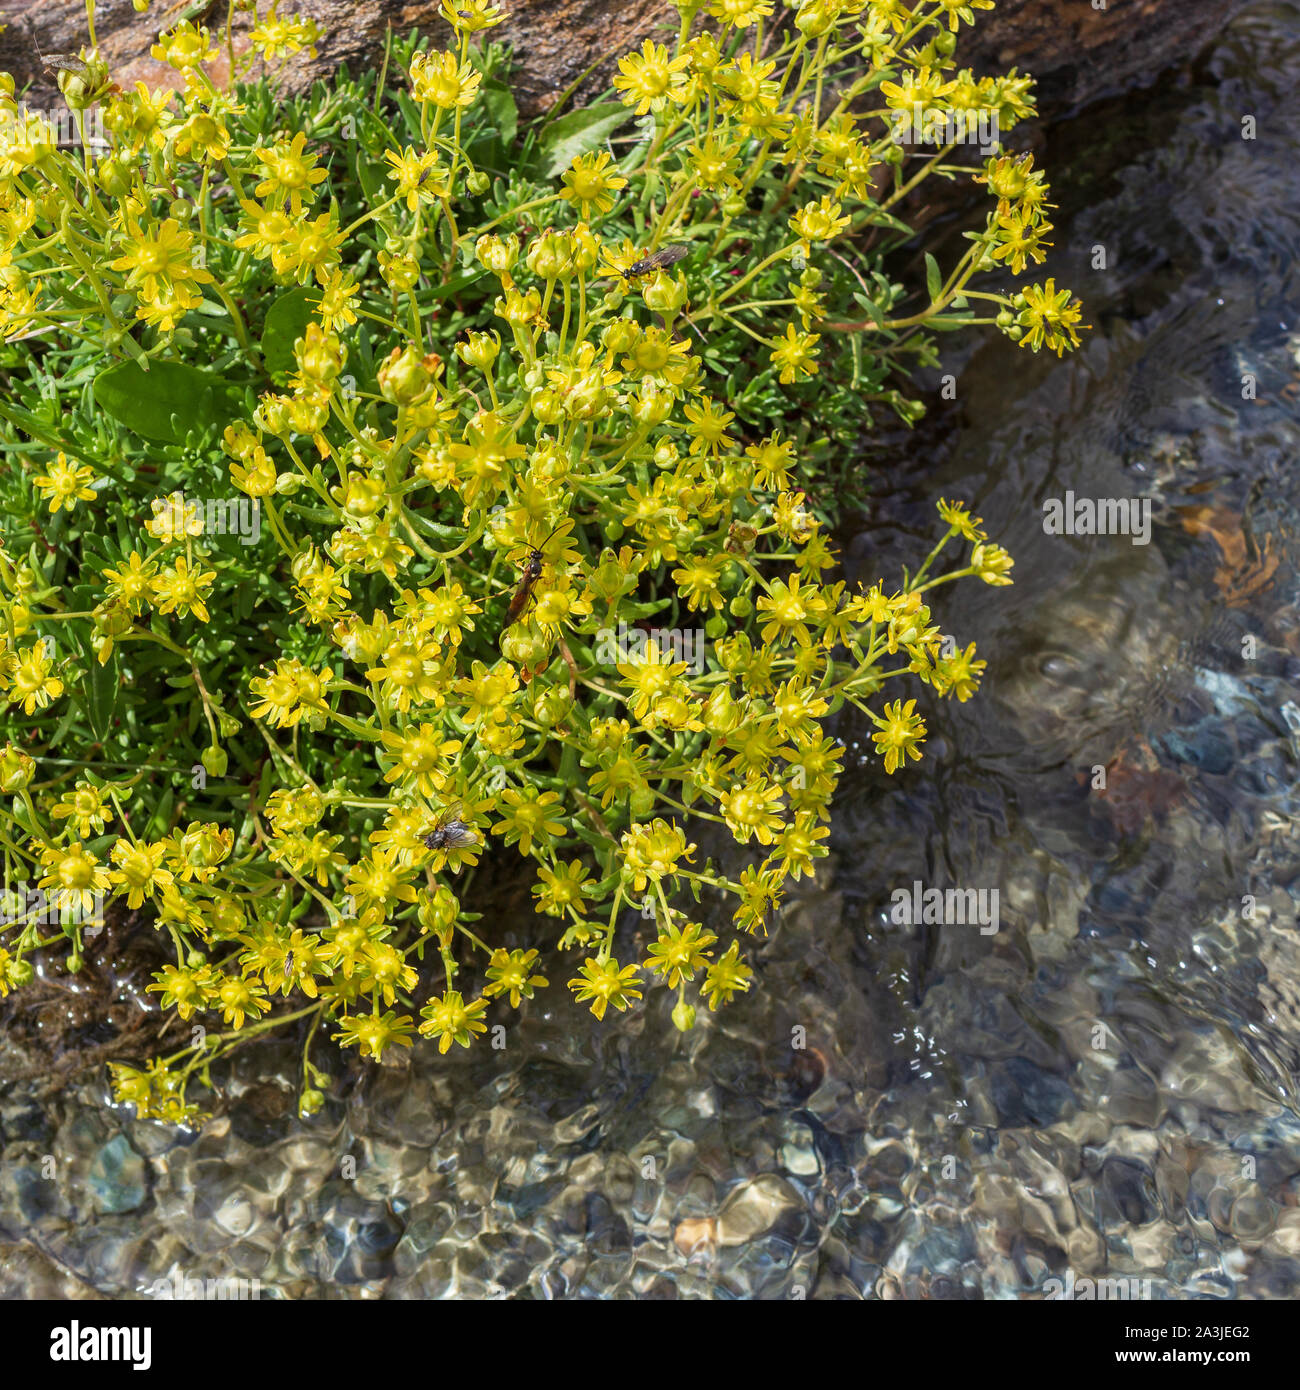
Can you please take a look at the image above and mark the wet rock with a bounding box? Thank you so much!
[715,1174,803,1248]
[87,1134,147,1215]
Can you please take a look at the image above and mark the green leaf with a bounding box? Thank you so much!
[481,80,518,147]
[261,286,321,377]
[93,360,240,443]
[535,103,632,178]
[924,252,943,302]
[83,649,119,743]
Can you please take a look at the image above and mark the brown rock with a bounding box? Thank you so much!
[0,0,1250,124]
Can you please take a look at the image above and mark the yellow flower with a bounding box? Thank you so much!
[6,643,64,714]
[560,150,628,219]
[333,1010,416,1059]
[379,722,463,797]
[418,990,489,1051]
[409,50,482,108]
[871,698,926,774]
[147,962,216,1020]
[644,919,716,987]
[755,571,817,647]
[109,839,175,909]
[32,453,96,513]
[702,941,753,1010]
[111,218,213,305]
[937,0,995,31]
[483,948,549,1007]
[491,787,566,856]
[51,780,111,837]
[250,5,323,62]
[151,556,216,623]
[254,131,329,216]
[150,20,214,70]
[991,208,1051,276]
[936,497,986,542]
[971,541,1015,585]
[613,39,690,116]
[709,0,774,28]
[37,843,112,916]
[567,957,643,1021]
[1017,279,1088,356]
[384,146,448,211]
[719,774,786,846]
[770,322,820,384]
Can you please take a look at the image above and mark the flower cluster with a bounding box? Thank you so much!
[0,0,1070,1122]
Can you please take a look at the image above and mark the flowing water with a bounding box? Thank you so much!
[3,2,1300,1301]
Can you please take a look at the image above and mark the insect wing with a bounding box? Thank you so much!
[45,54,88,75]
[440,822,478,850]
[652,244,689,270]
[425,801,476,850]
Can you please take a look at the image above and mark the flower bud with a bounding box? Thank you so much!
[701,686,741,735]
[0,744,35,793]
[97,155,135,198]
[533,685,573,727]
[529,387,565,425]
[378,345,434,405]
[476,232,519,277]
[643,272,688,314]
[672,997,697,1031]
[500,626,548,667]
[525,228,573,281]
[201,745,228,779]
[295,323,346,384]
[255,394,294,437]
[456,330,500,371]
[58,56,110,111]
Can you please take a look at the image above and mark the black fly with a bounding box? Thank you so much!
[423,801,478,855]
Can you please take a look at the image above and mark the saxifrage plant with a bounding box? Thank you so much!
[0,0,1083,1123]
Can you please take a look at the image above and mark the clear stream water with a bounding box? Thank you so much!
[2,2,1300,1300]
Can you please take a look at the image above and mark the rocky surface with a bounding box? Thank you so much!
[0,0,1250,123]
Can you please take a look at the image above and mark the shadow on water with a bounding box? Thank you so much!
[4,1,1300,1301]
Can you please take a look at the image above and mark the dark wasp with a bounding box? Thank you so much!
[620,243,690,284]
[498,523,565,639]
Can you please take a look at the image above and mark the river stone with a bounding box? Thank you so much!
[87,1134,147,1215]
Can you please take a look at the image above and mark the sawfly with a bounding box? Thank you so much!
[498,523,565,638]
[619,244,690,284]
